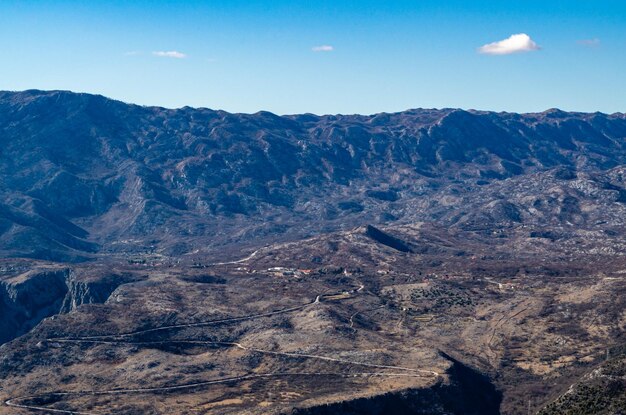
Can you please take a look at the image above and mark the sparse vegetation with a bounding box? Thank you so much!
[1,92,626,414]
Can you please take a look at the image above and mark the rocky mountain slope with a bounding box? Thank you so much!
[1,90,625,261]
[1,90,626,415]
[538,345,626,415]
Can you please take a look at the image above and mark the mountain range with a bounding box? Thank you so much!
[1,90,625,261]
[2,91,626,415]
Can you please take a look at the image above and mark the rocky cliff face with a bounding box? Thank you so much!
[0,269,69,344]
[0,267,127,345]
[1,90,625,260]
[59,271,125,313]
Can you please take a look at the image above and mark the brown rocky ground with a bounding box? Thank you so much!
[2,222,625,414]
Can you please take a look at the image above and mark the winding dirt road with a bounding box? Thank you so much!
[4,286,439,414]
[5,371,433,415]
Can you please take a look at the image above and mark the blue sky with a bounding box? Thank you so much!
[0,1,624,114]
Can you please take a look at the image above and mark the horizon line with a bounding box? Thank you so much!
[1,88,624,118]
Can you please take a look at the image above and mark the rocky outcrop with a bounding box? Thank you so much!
[59,272,126,313]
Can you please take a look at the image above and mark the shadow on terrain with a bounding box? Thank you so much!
[289,352,501,415]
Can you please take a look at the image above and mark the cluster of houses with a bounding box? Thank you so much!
[266,267,313,277]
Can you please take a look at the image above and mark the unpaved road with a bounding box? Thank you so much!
[4,287,439,414]
[5,371,433,415]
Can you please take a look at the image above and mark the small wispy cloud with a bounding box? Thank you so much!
[478,33,540,55]
[312,45,334,52]
[577,38,601,47]
[152,51,187,59]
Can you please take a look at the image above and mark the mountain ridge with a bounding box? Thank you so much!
[1,90,626,261]
[2,89,625,117]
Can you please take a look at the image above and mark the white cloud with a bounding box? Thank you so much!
[478,33,540,55]
[152,51,187,59]
[577,38,600,47]
[312,45,334,52]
